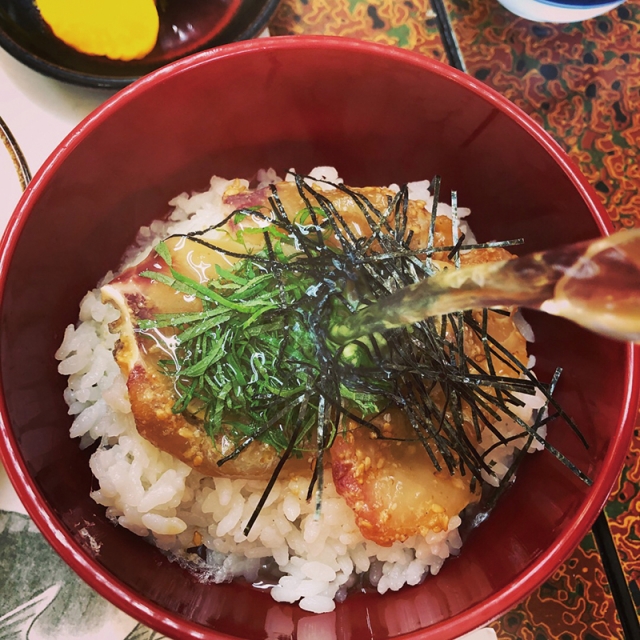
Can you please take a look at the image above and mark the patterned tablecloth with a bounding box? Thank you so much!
[0,1,639,639]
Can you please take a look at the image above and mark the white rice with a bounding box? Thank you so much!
[56,169,545,613]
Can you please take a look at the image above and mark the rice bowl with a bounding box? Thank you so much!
[0,36,636,640]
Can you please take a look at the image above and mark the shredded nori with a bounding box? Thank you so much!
[138,172,591,534]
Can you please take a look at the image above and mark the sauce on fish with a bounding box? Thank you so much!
[101,178,529,544]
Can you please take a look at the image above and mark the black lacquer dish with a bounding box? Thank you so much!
[0,0,280,88]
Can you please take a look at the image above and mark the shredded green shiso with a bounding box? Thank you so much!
[137,172,591,533]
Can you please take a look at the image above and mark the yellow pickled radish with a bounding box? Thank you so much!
[35,0,160,61]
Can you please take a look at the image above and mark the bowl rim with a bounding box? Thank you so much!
[0,34,638,640]
[522,0,624,7]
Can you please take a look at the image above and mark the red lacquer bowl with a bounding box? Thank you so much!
[0,36,637,640]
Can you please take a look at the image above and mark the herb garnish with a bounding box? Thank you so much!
[138,173,591,534]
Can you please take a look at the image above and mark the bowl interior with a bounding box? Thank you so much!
[0,38,635,640]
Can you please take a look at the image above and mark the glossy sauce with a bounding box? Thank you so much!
[542,230,640,341]
[101,179,532,545]
[152,0,243,60]
[338,229,640,345]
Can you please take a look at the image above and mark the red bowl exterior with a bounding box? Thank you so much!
[0,36,638,640]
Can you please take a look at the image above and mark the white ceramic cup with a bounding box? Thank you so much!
[495,0,625,23]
